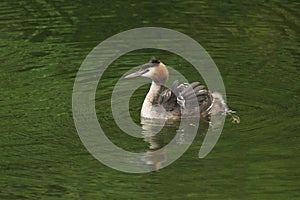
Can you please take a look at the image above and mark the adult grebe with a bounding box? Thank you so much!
[125,57,239,122]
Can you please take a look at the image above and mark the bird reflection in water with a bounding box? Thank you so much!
[139,118,210,171]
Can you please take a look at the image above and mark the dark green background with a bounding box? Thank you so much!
[1,0,299,199]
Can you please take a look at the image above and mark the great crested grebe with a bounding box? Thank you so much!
[125,57,239,122]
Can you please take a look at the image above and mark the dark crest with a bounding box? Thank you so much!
[150,56,160,64]
[140,57,160,70]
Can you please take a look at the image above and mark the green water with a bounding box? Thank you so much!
[1,0,299,199]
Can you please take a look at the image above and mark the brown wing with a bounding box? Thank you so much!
[182,82,213,116]
[156,81,213,117]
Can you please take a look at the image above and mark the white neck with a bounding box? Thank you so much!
[141,81,162,118]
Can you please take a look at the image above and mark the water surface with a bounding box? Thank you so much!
[1,0,299,199]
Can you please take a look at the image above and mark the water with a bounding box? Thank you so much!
[1,0,299,199]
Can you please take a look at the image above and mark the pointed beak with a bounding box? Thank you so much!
[124,69,149,79]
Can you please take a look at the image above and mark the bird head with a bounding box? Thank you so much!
[125,57,169,85]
